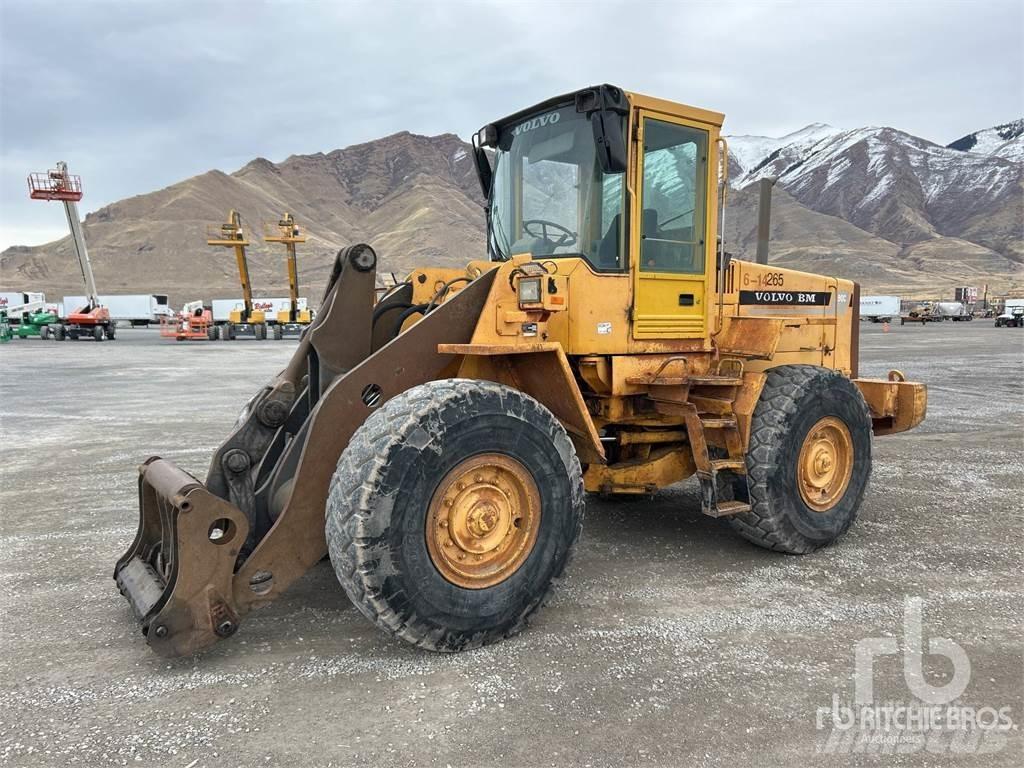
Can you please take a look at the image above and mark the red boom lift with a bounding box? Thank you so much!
[27,162,114,341]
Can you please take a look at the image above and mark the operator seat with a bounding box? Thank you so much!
[596,209,660,270]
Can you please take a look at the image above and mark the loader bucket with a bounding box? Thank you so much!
[113,244,497,656]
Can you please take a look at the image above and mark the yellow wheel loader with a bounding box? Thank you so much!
[115,85,926,657]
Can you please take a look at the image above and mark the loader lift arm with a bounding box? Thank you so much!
[115,245,499,656]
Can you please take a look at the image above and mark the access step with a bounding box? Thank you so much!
[699,416,737,429]
[710,457,745,472]
[688,375,743,386]
[706,500,751,518]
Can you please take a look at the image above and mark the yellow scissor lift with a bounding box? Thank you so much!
[264,213,312,339]
[208,211,267,340]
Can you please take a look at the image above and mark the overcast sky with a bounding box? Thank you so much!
[1,0,1021,251]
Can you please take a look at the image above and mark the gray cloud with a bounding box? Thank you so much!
[1,0,1021,250]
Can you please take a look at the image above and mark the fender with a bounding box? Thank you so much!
[441,342,606,466]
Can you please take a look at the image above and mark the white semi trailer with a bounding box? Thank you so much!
[0,292,46,313]
[61,294,173,326]
[212,297,309,323]
[859,295,900,322]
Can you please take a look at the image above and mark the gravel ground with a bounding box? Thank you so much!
[0,322,1021,767]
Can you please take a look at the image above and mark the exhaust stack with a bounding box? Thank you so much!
[755,177,776,265]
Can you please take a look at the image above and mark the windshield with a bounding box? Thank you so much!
[488,105,626,270]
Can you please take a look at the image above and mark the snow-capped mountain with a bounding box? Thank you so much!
[947,119,1024,164]
[726,122,841,181]
[724,122,1023,268]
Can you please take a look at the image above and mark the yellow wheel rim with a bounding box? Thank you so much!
[797,416,854,512]
[426,453,541,589]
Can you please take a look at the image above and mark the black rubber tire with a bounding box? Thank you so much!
[93,326,104,341]
[273,325,283,341]
[106,324,116,340]
[53,324,65,341]
[39,325,50,340]
[325,379,585,652]
[207,325,217,341]
[727,365,872,554]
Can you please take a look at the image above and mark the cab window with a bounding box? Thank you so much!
[488,106,627,270]
[640,119,707,274]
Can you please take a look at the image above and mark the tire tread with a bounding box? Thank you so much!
[325,379,584,651]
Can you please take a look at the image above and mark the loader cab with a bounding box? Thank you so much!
[473,85,724,343]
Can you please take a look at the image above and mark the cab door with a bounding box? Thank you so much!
[631,111,713,340]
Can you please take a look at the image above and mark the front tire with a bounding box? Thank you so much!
[728,365,872,554]
[326,379,584,652]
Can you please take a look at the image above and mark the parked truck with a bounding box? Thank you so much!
[62,294,172,326]
[995,299,1024,328]
[859,295,900,323]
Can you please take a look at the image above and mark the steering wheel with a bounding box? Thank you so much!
[522,219,577,249]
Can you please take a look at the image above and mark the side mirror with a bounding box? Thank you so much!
[471,131,494,200]
[577,85,629,175]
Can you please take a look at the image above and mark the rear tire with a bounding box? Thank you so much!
[326,379,584,652]
[273,325,283,340]
[727,365,872,554]
[39,326,50,340]
[53,324,66,341]
[93,326,104,341]
[106,324,116,340]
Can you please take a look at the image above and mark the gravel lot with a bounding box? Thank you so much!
[1,322,1021,767]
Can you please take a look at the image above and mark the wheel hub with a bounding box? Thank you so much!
[797,416,854,512]
[426,454,541,589]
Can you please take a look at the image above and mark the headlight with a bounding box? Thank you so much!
[518,277,542,305]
